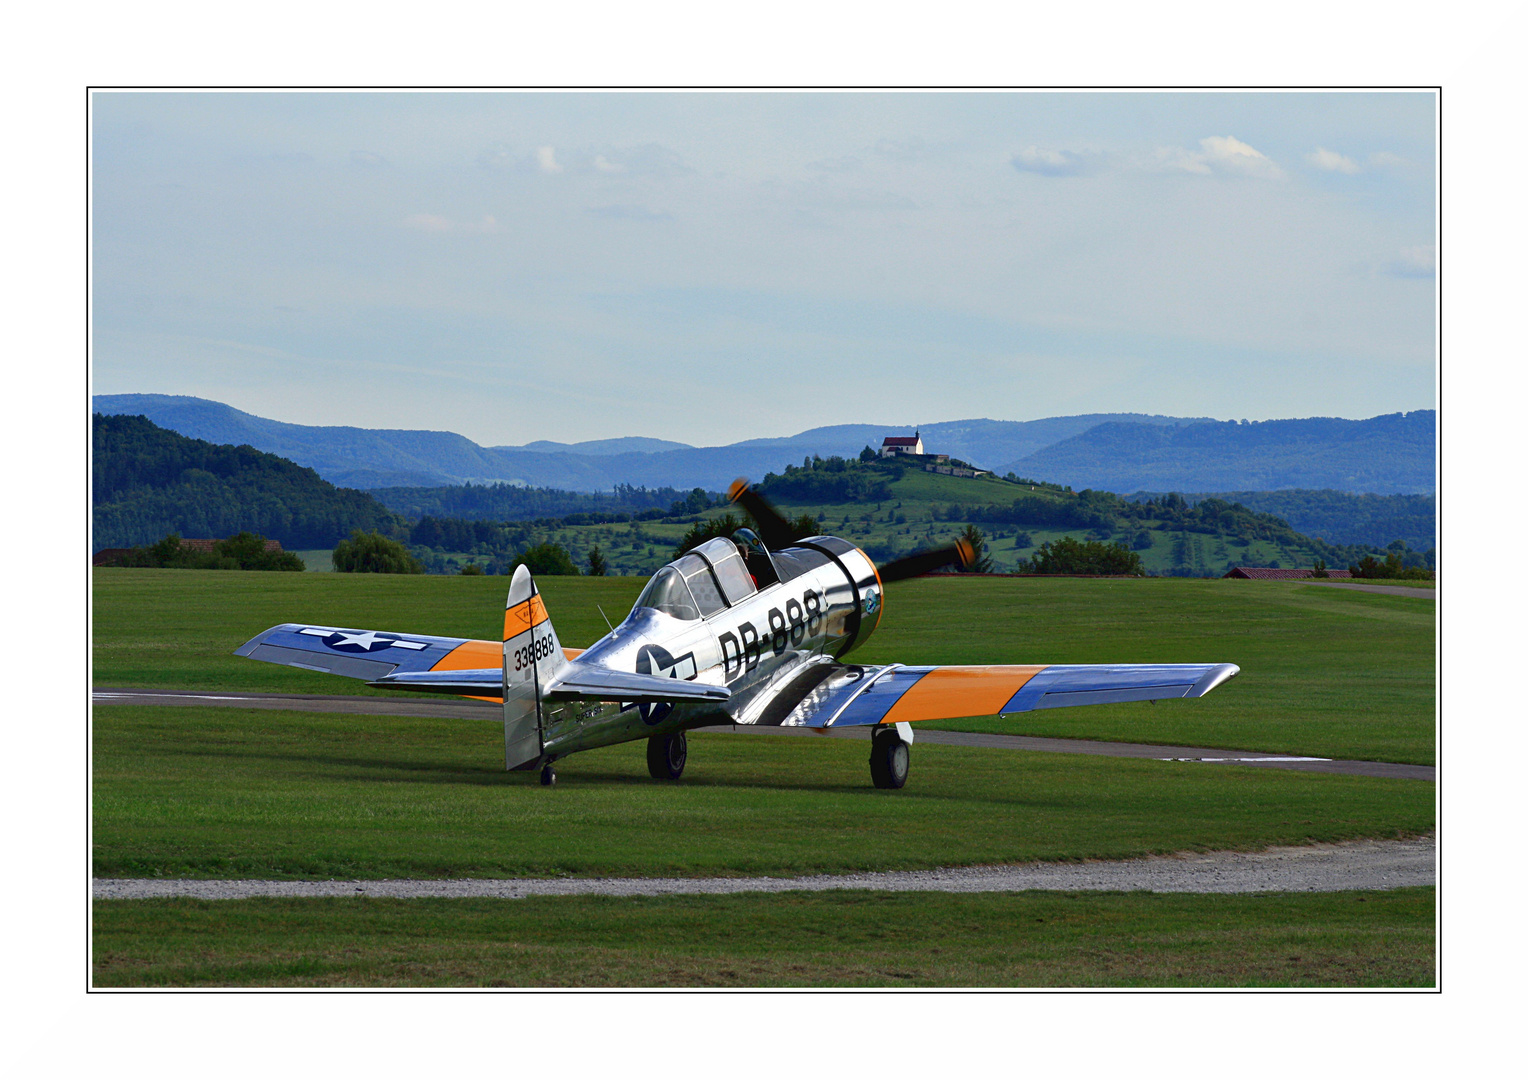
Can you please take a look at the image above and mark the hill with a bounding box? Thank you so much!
[392,455,1427,579]
[92,394,1209,492]
[1130,490,1435,552]
[1010,413,1435,495]
[92,414,408,550]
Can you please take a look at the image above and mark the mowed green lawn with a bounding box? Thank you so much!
[91,570,1434,987]
[92,888,1436,988]
[93,569,1435,763]
[94,705,1432,879]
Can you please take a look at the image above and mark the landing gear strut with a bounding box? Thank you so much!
[869,727,909,789]
[540,762,557,787]
[647,732,688,780]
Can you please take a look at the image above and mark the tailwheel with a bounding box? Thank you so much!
[647,732,688,780]
[869,727,910,789]
[540,763,557,787]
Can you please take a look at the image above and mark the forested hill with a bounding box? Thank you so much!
[93,414,408,550]
[1130,490,1435,552]
[1010,412,1435,495]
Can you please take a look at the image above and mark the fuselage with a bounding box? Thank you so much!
[537,535,882,760]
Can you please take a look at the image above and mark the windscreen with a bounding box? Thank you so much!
[675,553,727,617]
[691,537,756,606]
[633,566,701,621]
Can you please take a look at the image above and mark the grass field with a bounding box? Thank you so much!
[92,888,1436,988]
[91,568,1435,987]
[93,569,1435,763]
[93,706,1433,879]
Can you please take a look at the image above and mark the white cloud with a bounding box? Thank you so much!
[1198,136,1284,179]
[1144,136,1284,179]
[1369,151,1407,168]
[1308,147,1361,174]
[1389,245,1435,278]
[1011,146,1101,177]
[536,146,562,173]
[402,213,498,235]
[593,155,624,172]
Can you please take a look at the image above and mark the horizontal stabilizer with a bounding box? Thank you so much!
[370,661,730,705]
[548,662,730,704]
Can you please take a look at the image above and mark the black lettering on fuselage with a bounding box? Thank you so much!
[786,598,805,645]
[719,631,742,679]
[738,622,760,672]
[768,607,788,655]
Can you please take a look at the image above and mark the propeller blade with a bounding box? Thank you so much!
[728,478,798,550]
[875,539,975,583]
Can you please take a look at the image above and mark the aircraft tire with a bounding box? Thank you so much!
[540,764,557,787]
[647,732,688,780]
[869,729,909,789]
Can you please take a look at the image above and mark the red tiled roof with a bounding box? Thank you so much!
[1223,566,1353,580]
[882,436,919,445]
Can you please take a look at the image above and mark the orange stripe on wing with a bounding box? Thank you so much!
[881,666,1047,724]
[431,640,500,671]
[503,594,549,639]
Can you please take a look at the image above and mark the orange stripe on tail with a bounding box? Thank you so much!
[503,594,549,639]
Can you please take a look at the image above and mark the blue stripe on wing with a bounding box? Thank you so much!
[826,666,935,727]
[1001,664,1237,712]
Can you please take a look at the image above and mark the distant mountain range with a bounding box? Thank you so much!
[1011,413,1435,495]
[91,394,1435,496]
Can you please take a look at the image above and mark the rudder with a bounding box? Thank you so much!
[501,564,568,770]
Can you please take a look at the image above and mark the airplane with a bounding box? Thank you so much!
[235,480,1239,788]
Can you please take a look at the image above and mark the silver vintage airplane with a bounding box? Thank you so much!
[236,480,1239,788]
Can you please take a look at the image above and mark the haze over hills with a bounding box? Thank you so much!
[1011,413,1436,496]
[92,394,1433,496]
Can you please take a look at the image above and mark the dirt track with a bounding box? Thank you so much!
[93,835,1434,899]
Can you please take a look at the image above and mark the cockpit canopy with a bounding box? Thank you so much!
[632,536,758,621]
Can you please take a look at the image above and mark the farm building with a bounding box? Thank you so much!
[1222,566,1353,580]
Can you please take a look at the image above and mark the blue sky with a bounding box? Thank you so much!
[91,91,1436,447]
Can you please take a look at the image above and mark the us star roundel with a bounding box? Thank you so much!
[629,642,698,724]
[298,627,430,653]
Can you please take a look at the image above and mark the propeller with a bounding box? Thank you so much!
[728,477,974,581]
[727,478,800,550]
[875,539,975,583]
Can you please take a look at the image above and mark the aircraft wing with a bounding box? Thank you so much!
[764,662,1239,729]
[233,623,580,698]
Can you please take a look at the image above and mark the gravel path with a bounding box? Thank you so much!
[94,835,1433,900]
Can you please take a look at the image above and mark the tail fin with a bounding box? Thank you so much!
[501,565,568,770]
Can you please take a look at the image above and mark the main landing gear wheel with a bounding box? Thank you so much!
[540,763,557,787]
[869,728,910,789]
[647,732,688,780]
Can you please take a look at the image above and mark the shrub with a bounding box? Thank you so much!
[333,530,424,574]
[1019,536,1144,576]
[510,542,579,576]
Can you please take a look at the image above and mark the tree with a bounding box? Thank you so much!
[1020,536,1144,576]
[956,524,994,573]
[586,545,608,576]
[459,562,485,576]
[511,542,579,576]
[333,530,424,574]
[860,445,878,463]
